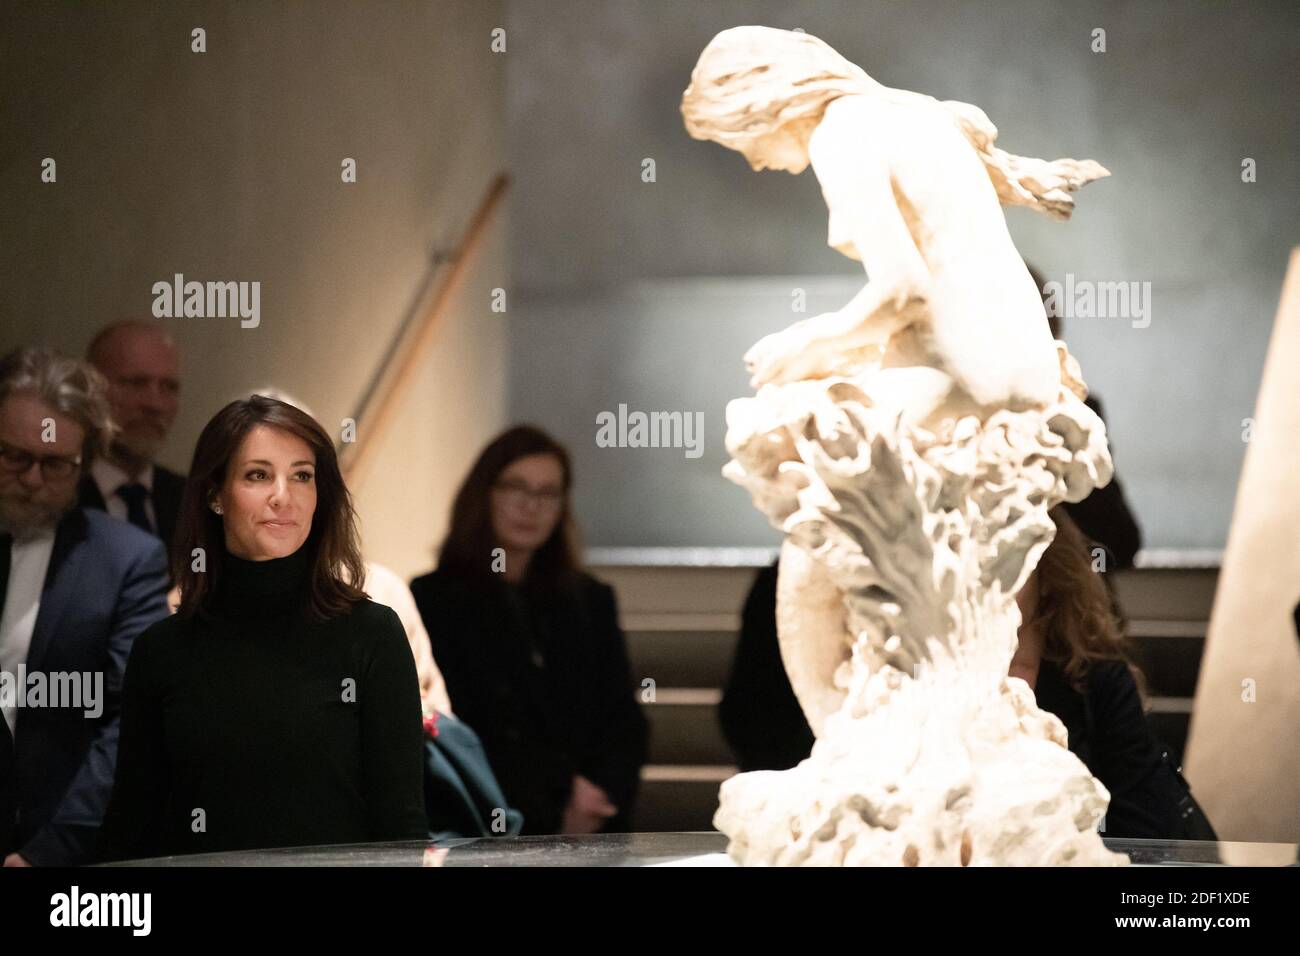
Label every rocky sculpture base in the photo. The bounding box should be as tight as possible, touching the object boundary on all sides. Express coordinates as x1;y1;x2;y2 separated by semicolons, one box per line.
715;346;1127;866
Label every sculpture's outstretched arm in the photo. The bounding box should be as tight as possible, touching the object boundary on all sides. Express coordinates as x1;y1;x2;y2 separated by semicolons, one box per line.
744;289;923;387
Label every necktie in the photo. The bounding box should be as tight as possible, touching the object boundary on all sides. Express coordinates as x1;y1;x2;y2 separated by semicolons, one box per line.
0;533;11;622
117;483;154;534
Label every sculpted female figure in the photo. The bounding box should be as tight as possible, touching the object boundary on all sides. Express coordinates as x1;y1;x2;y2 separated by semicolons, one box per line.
681;28;1122;866
682;25;1107;419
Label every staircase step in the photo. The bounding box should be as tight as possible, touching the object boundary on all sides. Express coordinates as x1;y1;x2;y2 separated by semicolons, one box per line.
598;565;758;614
626;626;738;689
605;565;1219;621
634;765;732;832
1129;634;1205;698
640;690;734;765
1110;568;1218;621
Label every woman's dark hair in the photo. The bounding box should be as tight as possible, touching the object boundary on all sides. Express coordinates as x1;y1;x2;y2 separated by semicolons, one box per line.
437;424;581;591
1032;506;1144;694
173;394;367;621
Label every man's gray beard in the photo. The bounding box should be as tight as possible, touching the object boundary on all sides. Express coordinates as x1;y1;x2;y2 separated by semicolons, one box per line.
0;495;73;541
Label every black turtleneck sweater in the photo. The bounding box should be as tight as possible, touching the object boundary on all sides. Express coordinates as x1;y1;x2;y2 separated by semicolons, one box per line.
97;546;428;861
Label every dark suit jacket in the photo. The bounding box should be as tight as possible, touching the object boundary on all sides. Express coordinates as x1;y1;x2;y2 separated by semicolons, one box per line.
77;462;186;573
409;568;648;835
0;508;170;865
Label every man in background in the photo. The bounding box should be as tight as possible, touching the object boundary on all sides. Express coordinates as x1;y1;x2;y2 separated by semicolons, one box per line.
0;347;169;865
80;321;186;570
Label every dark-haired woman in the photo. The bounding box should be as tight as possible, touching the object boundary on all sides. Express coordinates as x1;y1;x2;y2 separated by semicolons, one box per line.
1011;507;1215;840
410;426;648;835
97;396;428;860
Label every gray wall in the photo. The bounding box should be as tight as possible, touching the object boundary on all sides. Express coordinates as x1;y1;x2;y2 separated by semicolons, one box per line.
3;1;1295;556
505;0;1300;551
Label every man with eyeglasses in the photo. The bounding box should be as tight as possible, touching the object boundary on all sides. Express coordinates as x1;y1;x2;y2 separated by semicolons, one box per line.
0;348;169;866
78;321;186;572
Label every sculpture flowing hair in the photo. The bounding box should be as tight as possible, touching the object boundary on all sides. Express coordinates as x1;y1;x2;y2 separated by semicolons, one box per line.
437;425;582;595
1031;506;1143;693
681;25;1108;220
173;395;367;621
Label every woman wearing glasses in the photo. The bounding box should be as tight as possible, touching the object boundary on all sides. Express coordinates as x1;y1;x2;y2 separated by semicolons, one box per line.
410;425;647;835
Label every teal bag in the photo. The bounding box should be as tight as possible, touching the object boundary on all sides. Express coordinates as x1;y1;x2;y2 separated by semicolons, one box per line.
423;712;524;841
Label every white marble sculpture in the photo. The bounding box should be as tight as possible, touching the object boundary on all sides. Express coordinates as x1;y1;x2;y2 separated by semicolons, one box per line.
682;26;1126;865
